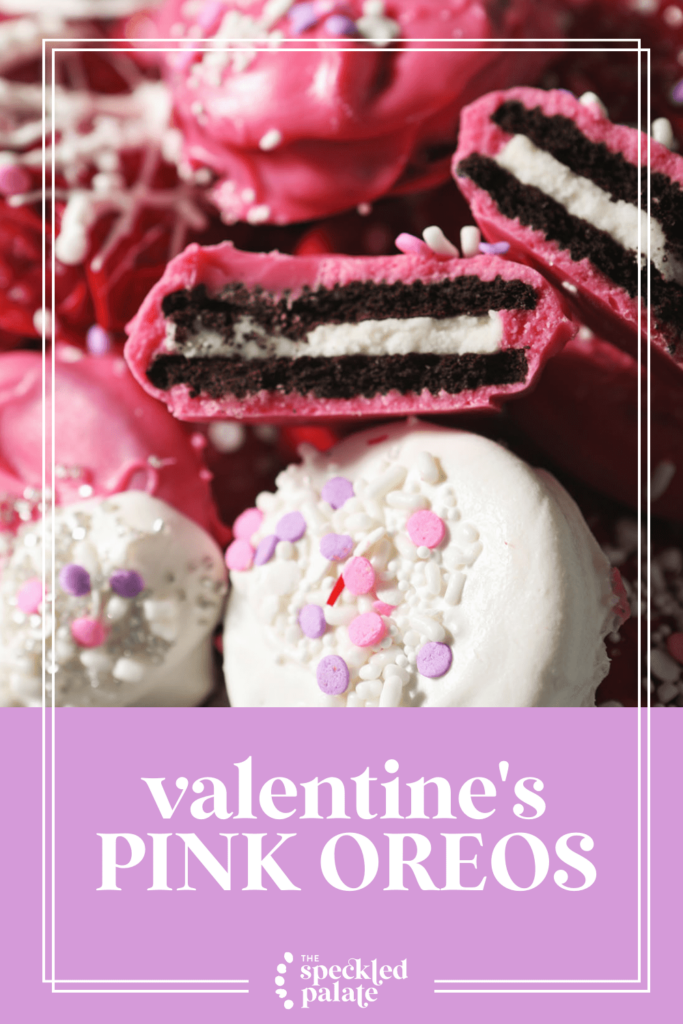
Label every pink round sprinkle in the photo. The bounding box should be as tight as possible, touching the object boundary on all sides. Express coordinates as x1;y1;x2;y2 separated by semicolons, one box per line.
253;535;277;566
321;477;354;510
275;510;306;542
233;507;264;542
343;557;375;595
666;632;683;665
225;539;254;571
0;163;31;197
71;617;107;648
298;604;326;639
406;510;445;549
416;641;452;678
348;612;386;648
320;533;353;561
373;601;395;617
17;577;43;614
316;654;349;695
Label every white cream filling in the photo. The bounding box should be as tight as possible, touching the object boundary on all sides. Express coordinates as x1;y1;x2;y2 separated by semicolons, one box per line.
166;311;504;360
495;133;683;284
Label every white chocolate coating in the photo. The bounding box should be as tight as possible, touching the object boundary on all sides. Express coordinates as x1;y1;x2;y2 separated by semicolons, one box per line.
224;422;619;707
0;491;227;707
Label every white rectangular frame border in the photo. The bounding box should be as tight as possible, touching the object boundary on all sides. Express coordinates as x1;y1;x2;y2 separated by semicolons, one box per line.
40;33;650;997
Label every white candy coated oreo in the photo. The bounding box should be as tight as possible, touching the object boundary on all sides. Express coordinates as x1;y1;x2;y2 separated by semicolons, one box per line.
0;491;227;707
224;422;618;707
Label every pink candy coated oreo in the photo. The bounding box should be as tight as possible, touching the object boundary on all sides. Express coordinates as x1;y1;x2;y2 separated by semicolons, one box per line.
125;243;575;422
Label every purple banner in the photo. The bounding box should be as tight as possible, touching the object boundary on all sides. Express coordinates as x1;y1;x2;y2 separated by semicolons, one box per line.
2;707;677;1022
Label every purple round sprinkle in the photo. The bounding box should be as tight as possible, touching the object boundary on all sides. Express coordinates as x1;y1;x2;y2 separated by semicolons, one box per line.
316;654;350;695
324;13;358;36
86;324;112;356
321;476;354;509
58;563;91;597
288;1;318;33
320;533;354;561
109;569;145;598
416;641;453;678
479;241;510;256
298;603;326;639
275;510;306;542
254;534;278;566
672;79;683;105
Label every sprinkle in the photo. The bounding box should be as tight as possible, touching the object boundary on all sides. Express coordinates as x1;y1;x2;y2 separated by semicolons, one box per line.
395;232;432;257
651;117;675;149
208;421;246;453
672;79;683;104
479;241;510;255
320;533;354;561
233;507;264;542
17;577;43;614
666;633;683;665
59;563;91;597
298;604;326;638
324;13;358;35
406;510;445;549
275;510;306;542
379;675;402;707
316;654;349;695
422;225;460;258
366;464;407;500
416;641;452;678
225;539;254;571
373;600;395;616
460;225;481;257
259;128;283;151
288;1;318;33
412;614;445;642
0;163;31;197
367;434;388;446
417;451;440;484
578;91;608;116
254;535;278;566
348;612;386;648
71;617;107;648
326;575;346;606
321;477;354;509
343;557;376;595
109;570;145;598
86;324;112;356
444;571;466;606
664;5;683;26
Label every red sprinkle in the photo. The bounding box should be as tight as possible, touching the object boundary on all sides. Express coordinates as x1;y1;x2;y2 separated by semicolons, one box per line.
367;434;389;446
327;575;346;606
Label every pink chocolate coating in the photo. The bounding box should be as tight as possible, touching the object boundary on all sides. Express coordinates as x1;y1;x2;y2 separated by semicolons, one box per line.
452;86;683;370
155;0;568;224
0;347;226;541
125;241;575;422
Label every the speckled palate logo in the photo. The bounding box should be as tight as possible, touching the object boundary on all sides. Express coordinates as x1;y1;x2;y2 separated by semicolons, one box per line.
274;952;408;1010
